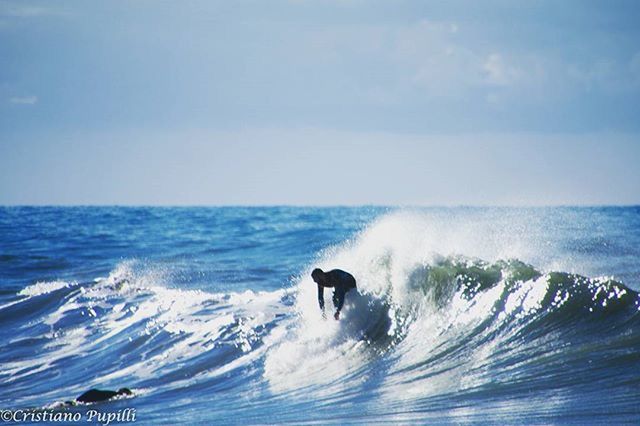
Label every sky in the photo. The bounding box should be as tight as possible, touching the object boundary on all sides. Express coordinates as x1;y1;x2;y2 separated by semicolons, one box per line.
1;0;639;205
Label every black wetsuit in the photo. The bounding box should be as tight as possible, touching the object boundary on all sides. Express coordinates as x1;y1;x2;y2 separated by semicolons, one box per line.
317;269;357;314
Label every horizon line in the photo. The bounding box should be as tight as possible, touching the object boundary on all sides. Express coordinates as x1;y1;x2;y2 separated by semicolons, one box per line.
1;203;639;209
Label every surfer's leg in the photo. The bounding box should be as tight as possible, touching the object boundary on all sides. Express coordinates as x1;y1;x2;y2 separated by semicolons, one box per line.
333;289;346;312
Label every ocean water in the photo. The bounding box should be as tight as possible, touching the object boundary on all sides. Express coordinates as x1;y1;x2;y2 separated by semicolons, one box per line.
1;206;639;425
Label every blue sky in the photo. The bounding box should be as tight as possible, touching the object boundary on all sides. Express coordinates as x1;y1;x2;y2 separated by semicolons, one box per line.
1;0;639;205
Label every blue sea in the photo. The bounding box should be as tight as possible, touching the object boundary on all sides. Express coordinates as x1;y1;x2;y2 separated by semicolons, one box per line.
1;206;640;424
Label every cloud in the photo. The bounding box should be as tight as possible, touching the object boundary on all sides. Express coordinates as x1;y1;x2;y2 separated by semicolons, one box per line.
9;96;38;105
378;21;530;98
316;17;639;104
247;15;637;109
483;53;521;87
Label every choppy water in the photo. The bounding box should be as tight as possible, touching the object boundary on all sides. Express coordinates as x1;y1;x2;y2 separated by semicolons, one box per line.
1;206;639;424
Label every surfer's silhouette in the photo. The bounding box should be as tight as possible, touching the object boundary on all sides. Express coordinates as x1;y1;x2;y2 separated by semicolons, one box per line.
311;268;357;320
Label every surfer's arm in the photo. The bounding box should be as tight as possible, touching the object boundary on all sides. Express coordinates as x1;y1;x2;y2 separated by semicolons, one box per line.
317;284;325;311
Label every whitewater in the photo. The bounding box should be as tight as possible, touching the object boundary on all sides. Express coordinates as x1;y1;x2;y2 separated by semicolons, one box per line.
1;206;639;424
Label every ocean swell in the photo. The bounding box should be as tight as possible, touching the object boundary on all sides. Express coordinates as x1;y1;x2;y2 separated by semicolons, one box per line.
2;210;639;423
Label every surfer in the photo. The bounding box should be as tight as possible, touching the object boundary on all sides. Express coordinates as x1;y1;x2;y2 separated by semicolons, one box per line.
69;388;132;404
311;268;357;320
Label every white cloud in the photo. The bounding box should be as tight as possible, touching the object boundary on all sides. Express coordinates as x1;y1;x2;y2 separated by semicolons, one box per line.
298;19;562;101
311;17;640;105
9;96;38;105
390;22;537;98
483;53;521;87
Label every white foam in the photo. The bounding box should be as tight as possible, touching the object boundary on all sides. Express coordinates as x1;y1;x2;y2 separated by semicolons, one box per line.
18;280;74;297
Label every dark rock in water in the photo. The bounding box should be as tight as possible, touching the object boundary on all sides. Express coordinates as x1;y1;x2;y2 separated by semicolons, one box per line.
76;388;132;404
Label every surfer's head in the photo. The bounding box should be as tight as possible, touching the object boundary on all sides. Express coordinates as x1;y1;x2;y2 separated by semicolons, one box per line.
117;388;133;396
311;268;325;284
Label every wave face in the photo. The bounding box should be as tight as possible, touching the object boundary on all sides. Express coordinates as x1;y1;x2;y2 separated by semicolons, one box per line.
1;207;640;424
